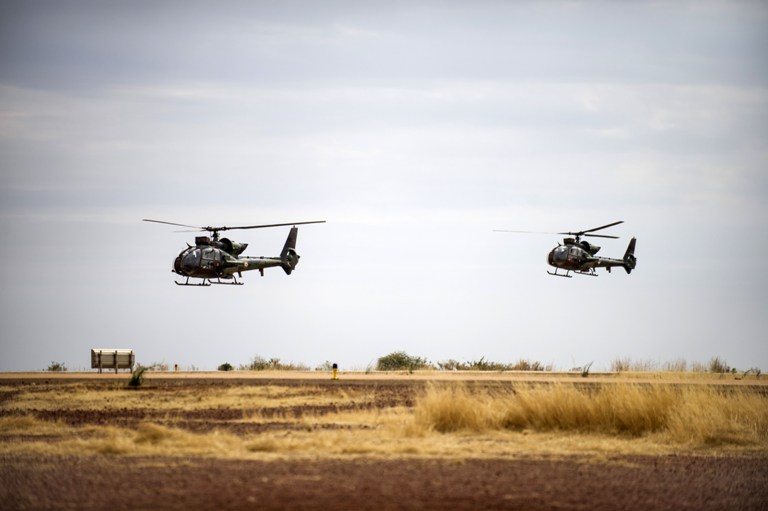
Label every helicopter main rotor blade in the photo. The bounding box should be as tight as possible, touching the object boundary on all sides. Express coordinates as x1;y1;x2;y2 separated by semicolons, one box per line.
143;219;202;229
559;221;623;237
495;229;619;239
582;220;623;233
219;220;326;231
492;230;559;234
144;219;326;233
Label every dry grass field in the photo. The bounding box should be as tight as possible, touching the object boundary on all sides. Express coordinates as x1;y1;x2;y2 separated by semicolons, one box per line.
1;371;767;510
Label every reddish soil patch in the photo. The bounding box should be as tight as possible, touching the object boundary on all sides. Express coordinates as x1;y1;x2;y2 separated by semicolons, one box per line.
2;454;767;511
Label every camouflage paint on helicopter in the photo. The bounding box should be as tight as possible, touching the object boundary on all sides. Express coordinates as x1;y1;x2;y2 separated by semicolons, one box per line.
144;219;325;286
496;221;637;278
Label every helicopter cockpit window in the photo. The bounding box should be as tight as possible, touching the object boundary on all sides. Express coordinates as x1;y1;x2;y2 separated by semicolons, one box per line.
183;249;202;266
201;247;217;261
553;246;568;262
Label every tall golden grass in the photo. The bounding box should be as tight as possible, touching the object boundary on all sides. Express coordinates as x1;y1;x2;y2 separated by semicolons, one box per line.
413;383;768;446
3;380;766;460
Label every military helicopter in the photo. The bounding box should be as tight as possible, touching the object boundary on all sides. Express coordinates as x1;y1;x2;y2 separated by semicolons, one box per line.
495;221;637;278
143;219;325;286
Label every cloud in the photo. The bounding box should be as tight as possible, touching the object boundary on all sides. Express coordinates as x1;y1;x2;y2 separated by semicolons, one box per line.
1;0;767;372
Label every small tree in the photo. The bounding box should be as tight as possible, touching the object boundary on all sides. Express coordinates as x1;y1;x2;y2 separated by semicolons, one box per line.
217;362;234;371
376;351;431;371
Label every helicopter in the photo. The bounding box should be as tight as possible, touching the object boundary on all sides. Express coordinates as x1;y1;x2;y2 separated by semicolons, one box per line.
495;221;637;278
143;219;325;286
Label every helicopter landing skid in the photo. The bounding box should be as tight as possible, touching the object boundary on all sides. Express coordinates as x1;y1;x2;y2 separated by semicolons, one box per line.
574;269;598;277
547;269;572;278
209;278;243;286
175;278;211;286
175;277;244;286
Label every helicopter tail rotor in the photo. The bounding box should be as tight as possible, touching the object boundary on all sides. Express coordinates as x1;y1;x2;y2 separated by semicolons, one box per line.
280;226;300;275
622;237;637;274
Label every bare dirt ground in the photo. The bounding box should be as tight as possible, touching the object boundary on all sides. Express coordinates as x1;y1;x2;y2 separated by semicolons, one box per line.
1;373;767;510
4;453;767;511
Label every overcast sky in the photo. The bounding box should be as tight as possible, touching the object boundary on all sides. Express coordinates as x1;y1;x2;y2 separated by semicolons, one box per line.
1;1;767;372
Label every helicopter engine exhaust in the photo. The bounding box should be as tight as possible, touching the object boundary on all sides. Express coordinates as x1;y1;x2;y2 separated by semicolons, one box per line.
219;238;248;257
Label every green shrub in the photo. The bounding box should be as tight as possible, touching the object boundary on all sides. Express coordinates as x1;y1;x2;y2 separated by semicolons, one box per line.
217;362;234;371
376;351;431;371
128;366;147;387
437;358;549;372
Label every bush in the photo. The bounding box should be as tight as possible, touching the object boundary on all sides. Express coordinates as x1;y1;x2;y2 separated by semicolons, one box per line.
437;358;549;372
708;356;730;374
510;359;547;371
376;351;431;371
217;362;234;371
437;359;463;371
46;361;67;372
465;357;503;371
239;356;309;371
128;366;147;387
241;356;270;371
611;357;631;372
662;358;688;372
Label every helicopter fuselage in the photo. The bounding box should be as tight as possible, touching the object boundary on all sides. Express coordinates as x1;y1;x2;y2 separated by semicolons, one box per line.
494;221;636;278
171;228;301;285
144;219;323;286
547;237;636;277
173;244;284;281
